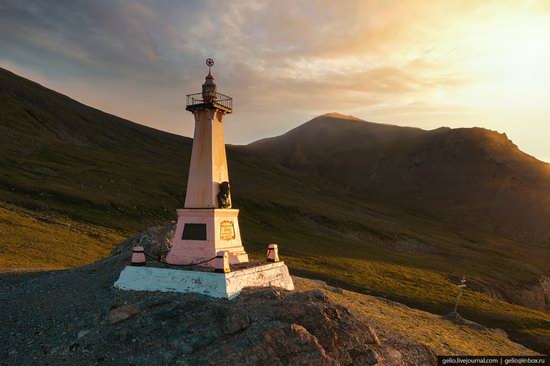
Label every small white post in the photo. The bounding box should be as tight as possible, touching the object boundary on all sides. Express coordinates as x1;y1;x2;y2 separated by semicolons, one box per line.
131;246;146;266
266;244;280;263
214;251;230;273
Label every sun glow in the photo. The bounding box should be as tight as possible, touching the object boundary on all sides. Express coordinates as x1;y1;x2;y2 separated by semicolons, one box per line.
358;2;550;162
455;16;550;109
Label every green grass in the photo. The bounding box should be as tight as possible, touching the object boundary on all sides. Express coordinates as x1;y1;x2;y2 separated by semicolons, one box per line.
0;203;123;269
235;189;550;352
288;256;550;352
295;277;538;355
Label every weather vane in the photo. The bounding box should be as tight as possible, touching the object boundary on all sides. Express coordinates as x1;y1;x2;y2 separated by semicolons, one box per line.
206;58;214;72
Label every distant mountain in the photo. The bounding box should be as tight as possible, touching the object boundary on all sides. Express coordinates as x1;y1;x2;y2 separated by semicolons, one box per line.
1;68;549;353
247;113;550;245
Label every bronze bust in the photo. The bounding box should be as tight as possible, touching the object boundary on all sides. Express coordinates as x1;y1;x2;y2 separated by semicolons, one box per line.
217;181;232;208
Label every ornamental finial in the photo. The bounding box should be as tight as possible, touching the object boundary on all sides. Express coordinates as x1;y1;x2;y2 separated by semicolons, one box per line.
204;58;215;85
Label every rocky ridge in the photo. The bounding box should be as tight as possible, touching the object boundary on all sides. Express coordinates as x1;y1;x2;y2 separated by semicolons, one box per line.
246;114;550;245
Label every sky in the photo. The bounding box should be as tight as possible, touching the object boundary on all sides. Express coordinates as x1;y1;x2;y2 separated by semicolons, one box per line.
1;0;549;162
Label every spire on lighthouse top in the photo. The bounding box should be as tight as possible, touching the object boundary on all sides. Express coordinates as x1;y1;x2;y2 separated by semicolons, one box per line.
202;58;217;98
204;58;215;86
186;58;232;113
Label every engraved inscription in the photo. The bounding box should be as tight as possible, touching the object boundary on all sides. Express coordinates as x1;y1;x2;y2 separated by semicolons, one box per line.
182;223;207;241
220;221;235;240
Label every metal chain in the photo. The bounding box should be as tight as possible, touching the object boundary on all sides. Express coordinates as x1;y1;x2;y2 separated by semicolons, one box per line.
140;249;272;269
142;251;216;267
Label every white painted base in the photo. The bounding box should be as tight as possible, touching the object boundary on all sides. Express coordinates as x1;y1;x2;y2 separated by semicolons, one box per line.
114;262;294;300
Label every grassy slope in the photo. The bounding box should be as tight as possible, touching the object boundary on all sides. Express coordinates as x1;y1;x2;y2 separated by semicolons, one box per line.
294;277;537;356
0;67;549;353
0;203;123;269
234;172;550;351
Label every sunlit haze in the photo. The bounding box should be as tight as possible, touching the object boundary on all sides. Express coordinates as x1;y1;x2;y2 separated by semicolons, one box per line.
1;0;549;162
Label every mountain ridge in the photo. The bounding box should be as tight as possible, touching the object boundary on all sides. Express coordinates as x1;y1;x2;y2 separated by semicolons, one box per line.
245;114;550;245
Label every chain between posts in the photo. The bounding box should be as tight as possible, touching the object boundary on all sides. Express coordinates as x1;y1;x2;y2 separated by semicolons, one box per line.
143;251;216;267
141;249;273;270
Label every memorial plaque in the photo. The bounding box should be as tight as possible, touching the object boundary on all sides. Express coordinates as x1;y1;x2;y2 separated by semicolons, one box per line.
182;223;207;240
220;221;235;240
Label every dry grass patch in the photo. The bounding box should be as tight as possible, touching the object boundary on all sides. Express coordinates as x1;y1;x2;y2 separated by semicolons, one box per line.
294;276;538;355
0;204;124;269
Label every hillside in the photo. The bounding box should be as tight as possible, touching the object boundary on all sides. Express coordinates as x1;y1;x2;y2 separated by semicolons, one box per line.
0;229;537;365
0;203;123;270
247;113;550;245
0;67;549;353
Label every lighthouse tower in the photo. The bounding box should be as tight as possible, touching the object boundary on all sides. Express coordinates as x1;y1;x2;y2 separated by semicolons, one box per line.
114;59;293;299
165;59;249;266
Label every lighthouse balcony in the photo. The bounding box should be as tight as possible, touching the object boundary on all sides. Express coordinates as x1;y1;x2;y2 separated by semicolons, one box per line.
186;92;233;113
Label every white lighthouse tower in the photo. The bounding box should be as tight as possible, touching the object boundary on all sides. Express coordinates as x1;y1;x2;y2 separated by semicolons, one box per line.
165;59;248;266
114;59;293;299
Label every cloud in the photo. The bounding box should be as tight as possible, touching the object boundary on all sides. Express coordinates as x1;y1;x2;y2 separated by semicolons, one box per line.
1;0;193;83
0;0;471;95
0;0;549;161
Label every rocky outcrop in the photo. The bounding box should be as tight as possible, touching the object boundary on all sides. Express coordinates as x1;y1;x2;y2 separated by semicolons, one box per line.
0;272;437;365
473;276;550;315
0;229;439;365
1;227;539;364
516;276;550;314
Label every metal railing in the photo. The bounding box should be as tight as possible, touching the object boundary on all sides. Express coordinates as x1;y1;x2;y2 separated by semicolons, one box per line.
186;92;232;111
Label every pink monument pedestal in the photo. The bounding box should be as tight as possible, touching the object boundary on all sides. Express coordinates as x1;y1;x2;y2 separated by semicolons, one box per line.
166;208;249;266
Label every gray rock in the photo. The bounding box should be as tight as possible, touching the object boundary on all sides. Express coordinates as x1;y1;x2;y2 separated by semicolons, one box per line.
0;230;437;366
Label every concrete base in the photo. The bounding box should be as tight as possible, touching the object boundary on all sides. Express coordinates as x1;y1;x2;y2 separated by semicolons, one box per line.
114;261;294;300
